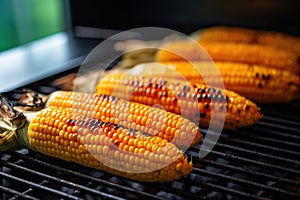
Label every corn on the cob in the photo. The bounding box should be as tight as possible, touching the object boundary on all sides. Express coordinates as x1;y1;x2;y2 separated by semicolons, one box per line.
198;26;300;54
96;73;262;129
45;91;201;148
156;41;300;73
141;61;300;103
0;97;192;182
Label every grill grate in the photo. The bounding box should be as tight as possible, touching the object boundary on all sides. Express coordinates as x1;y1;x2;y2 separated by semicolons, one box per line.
1;68;300;200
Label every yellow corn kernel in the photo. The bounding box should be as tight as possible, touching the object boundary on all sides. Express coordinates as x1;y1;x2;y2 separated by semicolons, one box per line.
46;91;201;148
198;26;300;54
156;61;300;103
96;73;262;129
156;40;300;73
27;108;192;182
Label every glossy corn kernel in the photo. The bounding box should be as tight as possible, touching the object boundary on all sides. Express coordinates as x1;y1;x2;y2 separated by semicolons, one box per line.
156;61;300;103
198;26;300;54
28;108;192;182
96;74;262;129
156;40;300;73
46;91;201;148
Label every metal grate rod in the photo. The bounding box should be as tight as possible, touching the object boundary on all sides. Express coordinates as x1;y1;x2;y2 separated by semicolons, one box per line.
188;149;300;177
254;120;300;132
146;181;205;200
243;136;300;149
213;143;299;165
197;158;300;187
245;126;300;142
192;168;300;198
0;171;83;200
262;115;300;127
211;150;300;176
9;151;167;200
0;160;126;200
198;138;300;165
219;137;300;159
182;177;269;200
0;186;38;200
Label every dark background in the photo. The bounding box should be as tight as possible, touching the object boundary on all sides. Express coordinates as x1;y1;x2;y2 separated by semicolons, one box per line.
70;0;300;35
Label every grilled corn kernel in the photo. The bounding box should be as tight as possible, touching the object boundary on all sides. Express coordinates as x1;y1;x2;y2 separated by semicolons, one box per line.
28;108;192;182
155;61;300;103
156;40;300;73
199;26;300;54
96;74;262;129
46;91;201;148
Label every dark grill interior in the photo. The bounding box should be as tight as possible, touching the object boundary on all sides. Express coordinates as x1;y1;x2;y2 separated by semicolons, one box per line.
1;67;300;200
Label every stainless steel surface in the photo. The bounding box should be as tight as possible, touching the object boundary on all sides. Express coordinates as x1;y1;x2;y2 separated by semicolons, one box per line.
0;32;100;92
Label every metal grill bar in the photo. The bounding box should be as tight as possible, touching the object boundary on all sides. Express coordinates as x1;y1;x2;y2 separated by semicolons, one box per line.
7;151;167;200
146;182;204;200
188;149;300;177
0;160;125;200
197;159;300;187
217;130;300;148
262;115;300;127
1;67;300;199
192;168;299;199
219;138;300;159
0;186;38;200
261;106;300;121
245;126;300;142
254;120;300;132
181;178;269;200
200;135;300;163
8;149;288;200
239;122;300;141
213;143;299;165
5;142;296;200
237;136;300;149
0;172;83;200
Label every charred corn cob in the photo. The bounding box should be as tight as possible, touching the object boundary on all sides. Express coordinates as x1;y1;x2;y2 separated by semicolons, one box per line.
198;26;300;54
140;61;300;103
45;91;201;148
0;97;192;182
156;41;300;73
96;73;262;129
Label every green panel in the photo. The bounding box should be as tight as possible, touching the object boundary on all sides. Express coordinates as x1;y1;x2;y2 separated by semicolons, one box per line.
30;0;64;39
0;0;20;51
0;0;64;52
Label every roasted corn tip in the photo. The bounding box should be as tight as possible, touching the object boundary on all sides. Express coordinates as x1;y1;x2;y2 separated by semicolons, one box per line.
156;40;300;73
46;91;201;148
22;108;192;182
198;26;300;54
96;73;262;129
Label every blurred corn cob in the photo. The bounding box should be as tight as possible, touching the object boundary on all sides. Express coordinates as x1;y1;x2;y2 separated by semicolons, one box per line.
137;61;300;103
96;73;262;129
0;95;192;182
44;91;201;148
156;40;300;73
53;69;127;92
197;26;300;54
52;59;300;103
